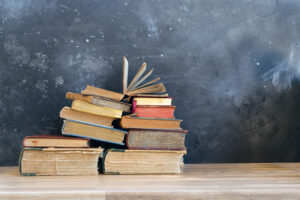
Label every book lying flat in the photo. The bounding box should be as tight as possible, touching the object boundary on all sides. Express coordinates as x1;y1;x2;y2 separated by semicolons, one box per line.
72;100;123;118
103;149;186;174
126;129;187;150
66;92;131;112
19;148;103;176
133;97;172;106
62;120;127;145
120;116;182;130
132;105;176;118
122;57;167;96
22;135;89;148
60;107;114;127
81;85;124;101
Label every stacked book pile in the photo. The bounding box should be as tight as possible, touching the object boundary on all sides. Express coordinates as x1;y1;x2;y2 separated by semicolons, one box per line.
19;57;187;175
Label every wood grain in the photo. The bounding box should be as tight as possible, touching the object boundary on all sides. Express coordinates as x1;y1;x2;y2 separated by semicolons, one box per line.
1;163;300;199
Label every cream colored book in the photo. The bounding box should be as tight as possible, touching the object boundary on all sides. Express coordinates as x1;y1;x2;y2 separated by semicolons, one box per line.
71;100;123;118
19;148;103;176
134;97;172;106
104;149;186;174
122;57;168;97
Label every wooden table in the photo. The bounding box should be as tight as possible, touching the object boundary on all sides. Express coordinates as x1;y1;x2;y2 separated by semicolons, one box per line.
1;163;300;200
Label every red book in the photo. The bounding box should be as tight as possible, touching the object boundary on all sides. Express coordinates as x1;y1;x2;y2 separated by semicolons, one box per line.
132;105;176;118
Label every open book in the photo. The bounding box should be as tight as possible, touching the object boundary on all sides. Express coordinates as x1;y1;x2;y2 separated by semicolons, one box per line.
122;57;168;97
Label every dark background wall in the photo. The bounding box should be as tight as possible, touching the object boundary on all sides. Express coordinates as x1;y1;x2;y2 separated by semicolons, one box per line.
1;0;300;166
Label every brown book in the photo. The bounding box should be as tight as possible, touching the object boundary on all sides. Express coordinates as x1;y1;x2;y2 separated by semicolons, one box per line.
62;120;127;145
103;149;186;174
19;148;103;176
120;116;182;130
23;135;89;148
81;85;124;101
60;107;114;127
66;92;131;112
126;129;187;150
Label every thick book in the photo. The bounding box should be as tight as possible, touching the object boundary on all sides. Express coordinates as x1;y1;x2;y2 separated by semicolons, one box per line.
71;100;123;118
22;135;89;148
60;106;114;127
81;85;124;101
66;92;131;112
120;116;182;130
103;149;186;174
62;120;127;145
132;105;175;118
19;148;102;176
126;129;187;150
133;97;172;106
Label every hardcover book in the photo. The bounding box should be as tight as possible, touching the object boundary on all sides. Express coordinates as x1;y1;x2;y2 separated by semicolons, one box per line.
66;92;131;112
81;85;124;101
126;129;187;150
60;106;114;127
120;116;182;130
133;97;172;106
132;105;175;118
71;100;123;118
19;148;103;176
103;149;186;174
22;135;89;148
62;120;127;145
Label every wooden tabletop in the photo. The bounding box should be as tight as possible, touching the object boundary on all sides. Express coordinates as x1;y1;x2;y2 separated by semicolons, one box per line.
1;163;300;200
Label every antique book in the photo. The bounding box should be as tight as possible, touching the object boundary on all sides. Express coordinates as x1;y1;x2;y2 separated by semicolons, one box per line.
22;135;89;148
133;97;172;106
19;148;102;176
71;100;123;118
66;92;131;112
126;129;187;150
103;149;186;174
62;120;127;145
81;85;124;101
122;57;167;96
132;105;176;118
60;107;114;127
120;116;182;130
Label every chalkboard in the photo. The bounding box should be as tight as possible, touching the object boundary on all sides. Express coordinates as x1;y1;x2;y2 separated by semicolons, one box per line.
0;0;300;166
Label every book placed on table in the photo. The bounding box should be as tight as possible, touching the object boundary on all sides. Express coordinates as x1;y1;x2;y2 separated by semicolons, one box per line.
103;149;186;174
66;92;131;112
22;135;89;148
120;116;182;130
62;120;127;145
19;147;103;176
126;129;187;150
60;106;114;127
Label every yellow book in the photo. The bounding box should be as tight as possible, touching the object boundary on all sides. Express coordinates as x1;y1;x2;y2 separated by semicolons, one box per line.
72;100;123;118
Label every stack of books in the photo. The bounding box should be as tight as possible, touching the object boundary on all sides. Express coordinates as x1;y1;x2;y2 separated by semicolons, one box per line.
60;86;130;146
19;135;102;175
102;58;187;174
19;56;188;175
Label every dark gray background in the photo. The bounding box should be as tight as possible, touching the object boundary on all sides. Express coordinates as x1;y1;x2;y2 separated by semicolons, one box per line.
1;0;300;166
